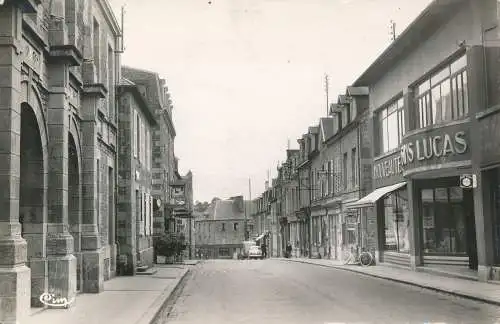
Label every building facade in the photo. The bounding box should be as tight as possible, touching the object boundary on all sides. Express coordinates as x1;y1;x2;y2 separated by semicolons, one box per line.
116;77;156;274
276;149;300;256
347;0;500;282
195;196;247;259
0;0;122;322
120;66;178;258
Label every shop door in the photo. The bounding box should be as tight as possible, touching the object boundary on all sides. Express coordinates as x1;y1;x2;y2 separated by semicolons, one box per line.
464;190;478;270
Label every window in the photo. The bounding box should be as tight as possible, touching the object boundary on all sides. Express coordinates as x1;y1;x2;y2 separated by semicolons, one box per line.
233;223;238;231
221;223;225;231
219;248;230;257
421;187;467;255
490;169;500;265
351;148;357;187
136;113;140;160
383;189;409;253
328;160;333;195
343;153;348;190
107;45;114;120
378;97;405;155
93;18;100;82
133;111;138;158
415;55;468;129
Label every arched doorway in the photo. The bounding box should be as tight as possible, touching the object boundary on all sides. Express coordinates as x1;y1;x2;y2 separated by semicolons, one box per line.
68;132;82;291
20;103;45;306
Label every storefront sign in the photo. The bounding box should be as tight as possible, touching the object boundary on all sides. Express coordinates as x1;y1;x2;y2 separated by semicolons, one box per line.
373;155;403;180
400;131;467;166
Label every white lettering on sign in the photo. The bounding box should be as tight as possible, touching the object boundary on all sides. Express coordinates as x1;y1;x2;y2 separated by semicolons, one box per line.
400;131;467;166
39;292;75;308
373;155;402;180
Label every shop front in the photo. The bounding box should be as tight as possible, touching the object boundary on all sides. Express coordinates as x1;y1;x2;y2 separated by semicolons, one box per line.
401;121;477;272
347;151;409;266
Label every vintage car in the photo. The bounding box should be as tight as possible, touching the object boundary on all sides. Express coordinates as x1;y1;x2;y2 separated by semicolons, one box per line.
248;245;263;260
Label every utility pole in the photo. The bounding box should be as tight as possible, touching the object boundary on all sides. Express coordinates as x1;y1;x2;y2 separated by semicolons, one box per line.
389;20;397;41
324;74;330;116
245;178;251;240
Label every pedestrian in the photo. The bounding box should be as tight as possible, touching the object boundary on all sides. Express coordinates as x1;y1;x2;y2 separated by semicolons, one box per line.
261;242;267;258
286;241;292;258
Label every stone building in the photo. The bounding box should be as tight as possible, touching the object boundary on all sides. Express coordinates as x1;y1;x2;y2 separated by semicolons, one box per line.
120;66;177;259
196;196;248;259
303;89;371;261
0;0;121;322
346;0;500;282
170;170;195;258
116;76;156;274
275;149;300;256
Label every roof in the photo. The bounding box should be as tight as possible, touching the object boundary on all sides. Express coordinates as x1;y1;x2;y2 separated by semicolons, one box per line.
352;0;466;87
346;86;369;96
117;78;157;126
320;117;334;142
308;126;319;134
213;199;246;220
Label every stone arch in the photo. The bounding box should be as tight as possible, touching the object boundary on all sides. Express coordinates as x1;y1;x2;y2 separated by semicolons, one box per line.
20;80;49;307
68;115;83;291
20;81;49;184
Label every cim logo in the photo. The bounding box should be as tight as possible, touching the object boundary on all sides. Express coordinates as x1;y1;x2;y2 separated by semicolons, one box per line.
39;292;75;308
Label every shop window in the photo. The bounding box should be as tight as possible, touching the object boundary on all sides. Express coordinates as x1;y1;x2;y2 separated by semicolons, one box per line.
377;97;404;155
415;55;468;129
219;248;230;257
491;169;500;265
383;189;410;253
421;187;467;255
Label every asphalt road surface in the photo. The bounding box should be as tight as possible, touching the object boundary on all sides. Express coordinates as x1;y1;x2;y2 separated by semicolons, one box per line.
162;259;500;324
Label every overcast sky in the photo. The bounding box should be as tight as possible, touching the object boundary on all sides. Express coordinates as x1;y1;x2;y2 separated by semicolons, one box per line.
109;0;432;203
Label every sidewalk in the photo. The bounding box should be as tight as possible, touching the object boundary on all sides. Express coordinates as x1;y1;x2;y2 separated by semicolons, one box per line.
277;257;500;306
25;263;196;324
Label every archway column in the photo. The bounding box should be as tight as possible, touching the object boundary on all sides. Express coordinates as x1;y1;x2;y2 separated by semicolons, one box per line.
80;86;106;293
0;4;31;324
46;62;76;302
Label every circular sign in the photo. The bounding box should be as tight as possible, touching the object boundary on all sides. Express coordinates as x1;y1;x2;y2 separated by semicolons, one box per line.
461;176;472;188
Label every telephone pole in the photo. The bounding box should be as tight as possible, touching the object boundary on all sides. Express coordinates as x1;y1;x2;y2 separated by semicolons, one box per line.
324;74;329;116
389;20;397;41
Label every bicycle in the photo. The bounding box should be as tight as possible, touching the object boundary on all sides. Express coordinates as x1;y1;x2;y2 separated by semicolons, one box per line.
341;247;374;267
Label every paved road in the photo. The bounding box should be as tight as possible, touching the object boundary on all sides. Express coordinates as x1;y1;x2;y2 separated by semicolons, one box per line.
163;259;500;324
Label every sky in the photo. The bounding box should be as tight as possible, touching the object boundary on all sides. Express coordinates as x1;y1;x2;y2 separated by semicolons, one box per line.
109;0;433;203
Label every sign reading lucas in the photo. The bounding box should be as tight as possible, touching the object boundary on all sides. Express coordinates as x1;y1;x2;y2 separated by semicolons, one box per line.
400;131;468;166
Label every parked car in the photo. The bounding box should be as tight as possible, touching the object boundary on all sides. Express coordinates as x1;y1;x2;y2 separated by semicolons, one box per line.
248;245;263;260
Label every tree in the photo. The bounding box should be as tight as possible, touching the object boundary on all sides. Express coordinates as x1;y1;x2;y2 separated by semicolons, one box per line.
155;232;187;263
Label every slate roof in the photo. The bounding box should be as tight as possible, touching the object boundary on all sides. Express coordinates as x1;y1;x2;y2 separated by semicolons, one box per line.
121;66;165;110
320;117;334;142
213;199;246;220
346;86;369;96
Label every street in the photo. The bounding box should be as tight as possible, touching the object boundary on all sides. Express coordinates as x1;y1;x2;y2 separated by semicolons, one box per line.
162;260;500;324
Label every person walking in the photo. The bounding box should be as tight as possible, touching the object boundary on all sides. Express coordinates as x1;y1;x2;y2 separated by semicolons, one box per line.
261;242;267;258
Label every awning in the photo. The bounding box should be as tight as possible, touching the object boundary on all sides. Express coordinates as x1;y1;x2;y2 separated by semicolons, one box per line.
346;182;407;209
254;233;266;241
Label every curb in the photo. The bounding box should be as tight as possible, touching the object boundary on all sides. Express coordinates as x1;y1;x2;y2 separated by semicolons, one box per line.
136;267;192;324
278;258;500;307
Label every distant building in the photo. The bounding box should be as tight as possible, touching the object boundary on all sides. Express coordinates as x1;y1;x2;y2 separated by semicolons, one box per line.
195;196;250;259
116;76;157;274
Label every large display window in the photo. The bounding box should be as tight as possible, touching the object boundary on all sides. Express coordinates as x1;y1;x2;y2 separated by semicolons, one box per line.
490;168;500;265
383;188;410;253
421;187;467;255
